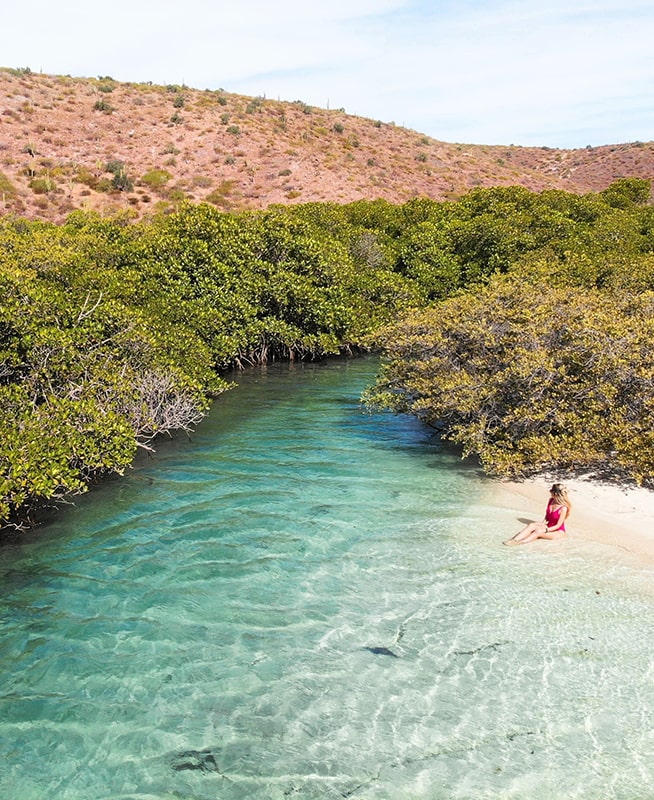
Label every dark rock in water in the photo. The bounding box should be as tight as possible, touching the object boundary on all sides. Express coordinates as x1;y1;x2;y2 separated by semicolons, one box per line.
169;748;220;772
364;646;399;658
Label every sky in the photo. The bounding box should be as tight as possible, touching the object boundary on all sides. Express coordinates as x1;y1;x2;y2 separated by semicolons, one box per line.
2;0;653;149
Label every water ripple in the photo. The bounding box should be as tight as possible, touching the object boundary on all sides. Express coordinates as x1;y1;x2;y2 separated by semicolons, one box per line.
1;358;653;799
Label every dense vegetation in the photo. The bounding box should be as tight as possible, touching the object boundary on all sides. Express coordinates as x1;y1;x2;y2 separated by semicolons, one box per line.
1;177;653;529
366;178;654;484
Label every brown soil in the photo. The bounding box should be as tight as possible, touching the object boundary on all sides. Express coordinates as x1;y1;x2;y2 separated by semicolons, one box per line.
1;69;652;223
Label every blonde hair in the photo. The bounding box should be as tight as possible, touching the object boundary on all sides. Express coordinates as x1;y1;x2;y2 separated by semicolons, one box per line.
550;483;571;515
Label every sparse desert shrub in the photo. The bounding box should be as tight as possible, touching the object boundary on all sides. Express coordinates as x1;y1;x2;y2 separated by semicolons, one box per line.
73;167;98;189
170;112;182;124
105;160;133;192
105;159;125;175
97;83;114;93
29;175;57;194
93;99;113;113
224;155;235;165
226;125;241;136
140;168;172;189
162;142;180;154
0;170;17;196
172;94;185;108
95;177;113;193
166;188;186;203
192;175;212;188
278;168;292;177
333;123;344;133
245;97;264;114
415;152;428;162
205;180;235;206
220;113;230;125
112;172;133;192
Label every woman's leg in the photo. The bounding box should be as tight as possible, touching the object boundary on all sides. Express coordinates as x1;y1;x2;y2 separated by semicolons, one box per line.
503;522;546;545
518;528;566;544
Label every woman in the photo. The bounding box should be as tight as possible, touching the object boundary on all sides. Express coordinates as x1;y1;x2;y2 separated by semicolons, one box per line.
503;483;571;545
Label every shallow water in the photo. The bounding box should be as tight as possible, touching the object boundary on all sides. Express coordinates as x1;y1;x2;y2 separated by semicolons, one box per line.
1;357;653;799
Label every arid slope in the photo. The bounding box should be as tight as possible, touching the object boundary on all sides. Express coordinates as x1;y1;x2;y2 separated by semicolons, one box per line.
1;68;653;222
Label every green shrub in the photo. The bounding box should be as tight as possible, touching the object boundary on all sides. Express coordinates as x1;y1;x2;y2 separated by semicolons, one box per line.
140;169;172;189
105;160;125;176
105;161;132;192
0;171;17;197
246;97;264;114
74;167;98;189
112;172;133;192
29;176;57;194
206;179;235;201
93;99;113;113
166;188;186;203
192;175;212;188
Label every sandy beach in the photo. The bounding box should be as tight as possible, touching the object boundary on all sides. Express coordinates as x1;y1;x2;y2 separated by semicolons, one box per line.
497;476;654;564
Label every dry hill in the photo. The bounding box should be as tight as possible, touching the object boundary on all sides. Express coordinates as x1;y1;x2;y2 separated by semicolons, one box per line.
1;68;653;223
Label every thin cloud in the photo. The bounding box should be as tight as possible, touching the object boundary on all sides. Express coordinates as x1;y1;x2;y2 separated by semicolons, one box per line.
1;0;652;147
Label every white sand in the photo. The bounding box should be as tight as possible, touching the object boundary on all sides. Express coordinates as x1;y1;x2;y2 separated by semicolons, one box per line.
496;476;654;563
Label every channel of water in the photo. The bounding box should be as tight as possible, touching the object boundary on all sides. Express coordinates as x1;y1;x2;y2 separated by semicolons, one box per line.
1;356;652;799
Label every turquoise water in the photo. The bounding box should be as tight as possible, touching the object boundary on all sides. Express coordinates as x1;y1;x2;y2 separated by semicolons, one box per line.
1;357;653;800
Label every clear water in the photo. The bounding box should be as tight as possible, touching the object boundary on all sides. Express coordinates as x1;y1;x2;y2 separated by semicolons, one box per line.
1;357;653;800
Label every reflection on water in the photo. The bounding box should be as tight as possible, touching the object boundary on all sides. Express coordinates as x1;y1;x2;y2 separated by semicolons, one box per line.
1;357;653;799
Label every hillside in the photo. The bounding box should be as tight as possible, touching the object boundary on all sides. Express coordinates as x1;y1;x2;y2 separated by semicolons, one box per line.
1;67;653;222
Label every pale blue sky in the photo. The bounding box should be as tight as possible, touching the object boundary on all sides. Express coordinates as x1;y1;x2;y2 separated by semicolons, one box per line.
2;0;652;148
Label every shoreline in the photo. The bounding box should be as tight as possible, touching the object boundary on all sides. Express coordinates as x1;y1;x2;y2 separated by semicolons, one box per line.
494;476;654;565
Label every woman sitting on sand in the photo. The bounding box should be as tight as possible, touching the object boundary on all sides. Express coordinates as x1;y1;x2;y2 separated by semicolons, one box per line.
504;483;571;545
